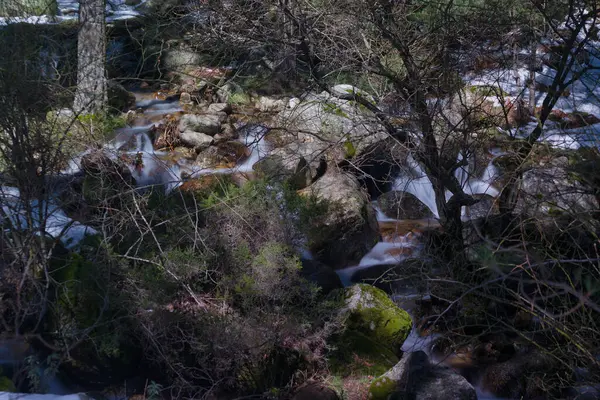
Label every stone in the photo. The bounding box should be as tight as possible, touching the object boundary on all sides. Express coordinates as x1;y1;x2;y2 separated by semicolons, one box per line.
179;113;227;136
257;96;287;112
179;92;192;104
278;89;388;164
253;145;326;190
207;102;232;114
80;151;134;185
180;130;214;149
378;191;434;220
299;172;380;268
369;351;477;400
107;80;136;112
292;383;340;400
481;349;556;399
330;84;376;104
195;141;249;169
342;284;412;356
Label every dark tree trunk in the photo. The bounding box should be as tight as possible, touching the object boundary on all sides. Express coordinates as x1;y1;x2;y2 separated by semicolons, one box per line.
73;0;106;114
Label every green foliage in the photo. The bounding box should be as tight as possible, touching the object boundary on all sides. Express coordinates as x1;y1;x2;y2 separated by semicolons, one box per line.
77;113;127;137
468;85;509;98
0;0;58;17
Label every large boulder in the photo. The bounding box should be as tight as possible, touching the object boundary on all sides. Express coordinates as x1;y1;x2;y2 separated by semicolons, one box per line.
278;88;388;164
378;191;434;220
369;351;477;400
179;113;227;136
253;145;327;190
516;155;598;221
342;284;412;356
299;172;380;268
481;349;556;399
107;80;136;112
329;284;412;377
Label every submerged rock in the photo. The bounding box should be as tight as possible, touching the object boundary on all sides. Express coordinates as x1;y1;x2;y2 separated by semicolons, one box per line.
378;191;434;220
369;351;476;400
300;172;379;268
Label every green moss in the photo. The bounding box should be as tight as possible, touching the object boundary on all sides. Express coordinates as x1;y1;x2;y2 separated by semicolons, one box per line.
0;376;16;392
369;375;398;400
345;284;412;353
328;285;412;378
344;140;356;158
228;92;252;106
468;85;509;98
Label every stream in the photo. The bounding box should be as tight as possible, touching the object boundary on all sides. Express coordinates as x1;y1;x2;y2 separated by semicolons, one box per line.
0;91;508;398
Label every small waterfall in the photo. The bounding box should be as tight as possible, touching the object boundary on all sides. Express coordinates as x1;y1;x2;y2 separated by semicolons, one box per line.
392;155;440;218
0;186;97;248
393;153;500;218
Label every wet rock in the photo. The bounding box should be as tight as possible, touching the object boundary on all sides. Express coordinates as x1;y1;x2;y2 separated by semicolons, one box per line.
300;259;343;294
481;349;556;399
299;172;380;268
559;112;600;129
81;151;134;185
107;80;136;112
207;102;232;114
214;123;238;141
350;259;427;295
195;141;249;169
378;191;434;220
180;130;214;149
179;113;227;136
369;351;477;400
292;383;340;400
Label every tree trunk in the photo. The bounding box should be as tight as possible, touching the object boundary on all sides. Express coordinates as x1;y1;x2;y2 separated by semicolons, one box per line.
73;0;106;115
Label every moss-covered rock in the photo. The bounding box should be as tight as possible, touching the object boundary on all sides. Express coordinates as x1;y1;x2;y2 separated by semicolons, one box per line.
344;284;412;354
329;284;412;377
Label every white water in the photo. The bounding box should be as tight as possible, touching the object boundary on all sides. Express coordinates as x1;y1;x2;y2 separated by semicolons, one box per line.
0;186;97;248
0;0;148;25
393;153;499;219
